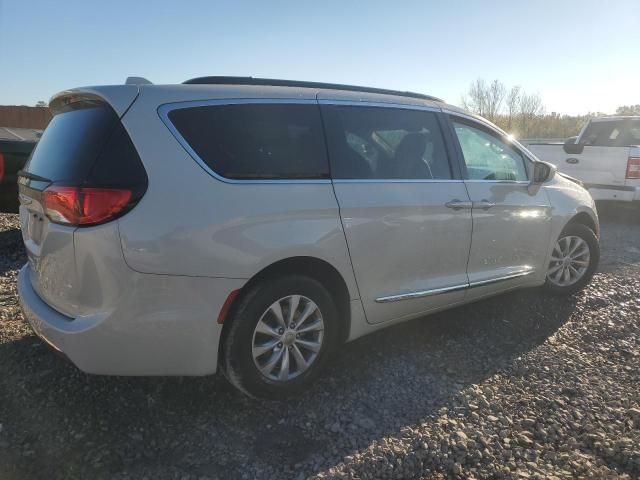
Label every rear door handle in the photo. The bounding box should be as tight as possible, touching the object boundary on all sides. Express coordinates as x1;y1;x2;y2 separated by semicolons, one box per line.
445;199;473;210
566;158;579;164
474;200;495;210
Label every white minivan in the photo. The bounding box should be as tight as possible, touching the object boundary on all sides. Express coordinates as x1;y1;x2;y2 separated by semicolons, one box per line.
17;77;599;398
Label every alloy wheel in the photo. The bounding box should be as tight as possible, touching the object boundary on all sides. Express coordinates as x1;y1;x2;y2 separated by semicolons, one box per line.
547;235;591;287
251;295;324;381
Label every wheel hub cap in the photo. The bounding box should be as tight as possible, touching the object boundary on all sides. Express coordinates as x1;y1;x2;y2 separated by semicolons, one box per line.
283;331;296;346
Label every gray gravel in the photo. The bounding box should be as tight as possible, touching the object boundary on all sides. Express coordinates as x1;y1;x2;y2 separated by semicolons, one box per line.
0;207;639;480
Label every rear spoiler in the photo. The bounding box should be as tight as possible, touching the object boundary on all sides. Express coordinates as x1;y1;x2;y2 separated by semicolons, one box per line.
49;85;140;118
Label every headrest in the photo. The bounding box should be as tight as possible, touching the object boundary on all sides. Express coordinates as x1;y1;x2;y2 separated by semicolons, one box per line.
395;133;427;159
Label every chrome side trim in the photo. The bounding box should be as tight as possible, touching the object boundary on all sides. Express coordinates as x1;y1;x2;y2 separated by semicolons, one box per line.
333;179;464;184
464;180;529;185
375;283;468;303
468;267;535;288
158;98;332;185
374;267;535;303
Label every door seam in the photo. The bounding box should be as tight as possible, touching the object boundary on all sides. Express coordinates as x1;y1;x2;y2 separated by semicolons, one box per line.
315;94;369;323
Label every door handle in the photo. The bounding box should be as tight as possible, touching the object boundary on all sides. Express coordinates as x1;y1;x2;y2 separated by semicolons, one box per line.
445;199;473;210
474;200;495;210
566;158;579;164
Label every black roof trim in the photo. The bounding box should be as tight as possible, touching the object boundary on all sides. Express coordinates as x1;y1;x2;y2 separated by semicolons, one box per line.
182;76;443;103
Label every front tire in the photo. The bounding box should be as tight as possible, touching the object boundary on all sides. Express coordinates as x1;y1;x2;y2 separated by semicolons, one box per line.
220;275;339;399
545;223;599;295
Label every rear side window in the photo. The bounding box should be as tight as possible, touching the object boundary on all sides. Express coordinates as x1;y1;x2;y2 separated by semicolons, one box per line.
581;120;640;147
167;103;329;180
24;101;147;192
25;104;117;183
321;105;451;180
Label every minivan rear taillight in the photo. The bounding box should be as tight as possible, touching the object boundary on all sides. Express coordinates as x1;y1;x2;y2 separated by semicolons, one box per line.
43;185;132;226
627;157;640;179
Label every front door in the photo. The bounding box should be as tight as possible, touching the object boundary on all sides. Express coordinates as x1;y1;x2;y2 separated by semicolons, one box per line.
448;116;552;298
321;102;473;324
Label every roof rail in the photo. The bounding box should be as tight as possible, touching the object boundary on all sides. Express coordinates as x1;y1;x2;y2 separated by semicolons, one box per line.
182;76;443;103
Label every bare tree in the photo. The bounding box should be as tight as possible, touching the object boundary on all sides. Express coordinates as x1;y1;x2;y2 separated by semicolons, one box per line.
461;78;488;117
458;79;569;138
505;86;521;130
461;78;506;122
485;79;505;122
518;93;544;137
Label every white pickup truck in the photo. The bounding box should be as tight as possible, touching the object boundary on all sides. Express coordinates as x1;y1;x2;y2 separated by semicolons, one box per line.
526;116;640;204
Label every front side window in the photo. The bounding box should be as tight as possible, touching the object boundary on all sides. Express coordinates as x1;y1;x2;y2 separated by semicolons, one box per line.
167;103;329;180
322;105;452;180
453;121;528;181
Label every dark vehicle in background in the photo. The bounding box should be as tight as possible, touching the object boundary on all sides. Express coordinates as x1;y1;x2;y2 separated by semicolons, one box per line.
0;128;40;213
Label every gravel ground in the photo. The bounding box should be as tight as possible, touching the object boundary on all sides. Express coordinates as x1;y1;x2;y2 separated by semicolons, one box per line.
0;207;639;480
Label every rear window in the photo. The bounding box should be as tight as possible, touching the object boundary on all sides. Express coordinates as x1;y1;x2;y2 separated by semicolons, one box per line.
167;103;329;180
627;121;640;144
582;119;640;147
25;104;118;183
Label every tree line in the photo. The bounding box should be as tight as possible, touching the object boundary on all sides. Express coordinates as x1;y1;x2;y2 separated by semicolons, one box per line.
460;78;639;140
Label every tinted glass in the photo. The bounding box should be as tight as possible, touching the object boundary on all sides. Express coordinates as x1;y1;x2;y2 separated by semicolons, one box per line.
86;122;148;190
168;103;329;180
629;121;640;143
453;121;528;181
321;105;451;179
582;119;640;147
25;104;118;183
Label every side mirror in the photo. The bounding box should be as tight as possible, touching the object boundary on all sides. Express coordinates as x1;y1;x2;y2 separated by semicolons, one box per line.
532;161;555;183
529;161;556;195
563;136;584;155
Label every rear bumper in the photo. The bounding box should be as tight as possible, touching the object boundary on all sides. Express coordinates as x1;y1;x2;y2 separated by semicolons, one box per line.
18;264;74;353
18;263;245;376
586;184;640;202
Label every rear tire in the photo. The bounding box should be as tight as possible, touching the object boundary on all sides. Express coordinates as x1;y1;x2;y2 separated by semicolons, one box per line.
544;223;599;295
220;275;339;399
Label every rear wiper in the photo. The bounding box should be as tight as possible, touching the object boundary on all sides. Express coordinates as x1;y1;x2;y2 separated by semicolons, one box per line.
17;170;50;182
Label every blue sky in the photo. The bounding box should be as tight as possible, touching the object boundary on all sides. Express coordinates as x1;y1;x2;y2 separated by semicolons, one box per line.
1;0;638;114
